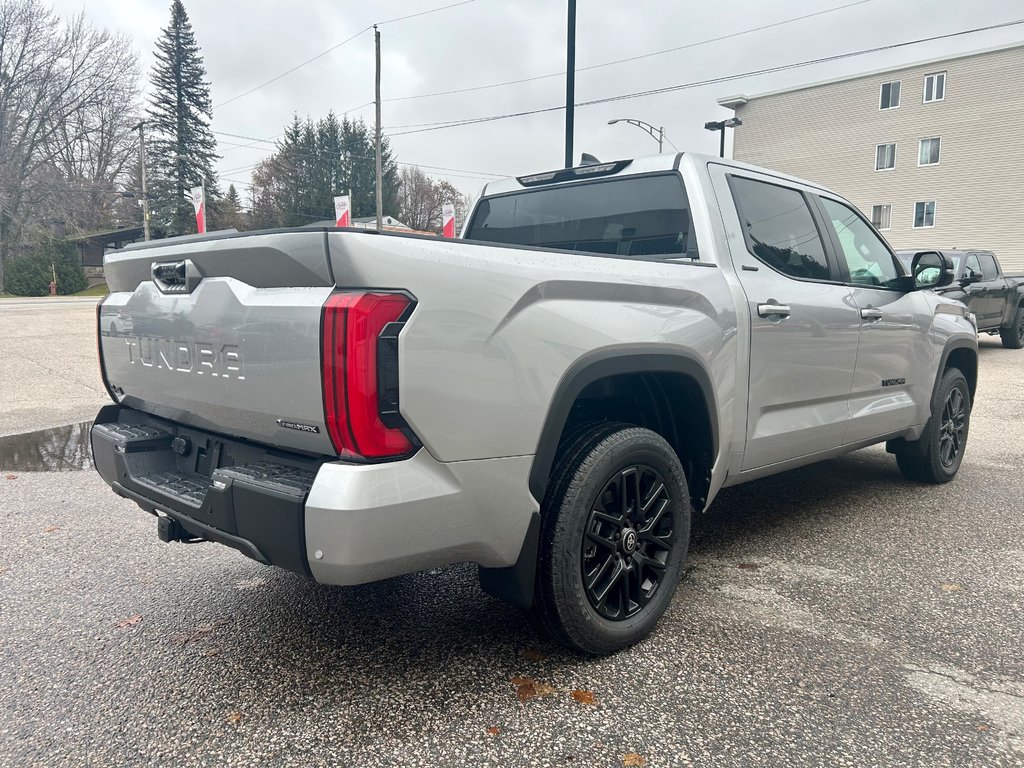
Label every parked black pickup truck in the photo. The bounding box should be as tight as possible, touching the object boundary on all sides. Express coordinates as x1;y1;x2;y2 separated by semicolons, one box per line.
897;249;1024;348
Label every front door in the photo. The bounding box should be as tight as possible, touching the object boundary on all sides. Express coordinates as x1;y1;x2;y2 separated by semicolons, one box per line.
716;169;861;470
815;195;934;442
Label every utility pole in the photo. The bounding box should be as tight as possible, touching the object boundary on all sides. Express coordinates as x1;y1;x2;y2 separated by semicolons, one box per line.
564;0;576;168
136;122;151;241
374;25;383;231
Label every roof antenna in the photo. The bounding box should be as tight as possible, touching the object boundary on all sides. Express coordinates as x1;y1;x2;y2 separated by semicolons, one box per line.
579;152;601;166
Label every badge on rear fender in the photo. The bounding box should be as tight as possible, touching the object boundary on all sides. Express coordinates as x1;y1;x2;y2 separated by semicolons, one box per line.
276;419;320;434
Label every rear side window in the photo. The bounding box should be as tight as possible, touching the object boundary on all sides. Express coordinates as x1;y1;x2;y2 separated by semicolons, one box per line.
978;253;998;281
465;174;696;261
728;176;831;280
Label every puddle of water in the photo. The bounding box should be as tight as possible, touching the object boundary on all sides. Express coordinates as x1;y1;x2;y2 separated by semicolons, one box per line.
0;421;94;471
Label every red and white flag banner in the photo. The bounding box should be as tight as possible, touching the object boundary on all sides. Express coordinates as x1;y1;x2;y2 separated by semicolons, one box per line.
333;195;352;227
190;186;206;234
442;203;456;238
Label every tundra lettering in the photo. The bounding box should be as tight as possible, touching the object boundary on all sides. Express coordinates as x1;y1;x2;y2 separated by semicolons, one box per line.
124;337;244;380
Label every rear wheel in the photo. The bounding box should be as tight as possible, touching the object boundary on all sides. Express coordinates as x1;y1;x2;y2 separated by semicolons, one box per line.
896;367;971;483
999;305;1024;349
534;423;691;655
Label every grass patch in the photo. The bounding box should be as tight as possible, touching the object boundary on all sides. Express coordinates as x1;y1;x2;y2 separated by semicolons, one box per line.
75;283;109;296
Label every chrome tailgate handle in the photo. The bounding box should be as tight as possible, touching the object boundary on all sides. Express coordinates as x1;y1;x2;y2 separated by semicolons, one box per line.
757;302;791;318
152;259;202;294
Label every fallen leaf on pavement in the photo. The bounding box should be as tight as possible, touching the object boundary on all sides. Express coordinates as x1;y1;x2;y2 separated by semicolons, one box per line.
0;567;10;575
510;676;558;702
204;648;221;658
171;618;228;646
486;726;500;736
737;562;759;570
522;648;546;662
5;474;16;480
977;724;990;731
571;689;597;705
941;583;963;592
623;753;646;767
226;712;242;724
116;614;143;629
43;525;61;533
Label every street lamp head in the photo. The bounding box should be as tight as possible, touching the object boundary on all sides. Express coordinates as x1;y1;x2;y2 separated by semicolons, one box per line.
607;119;620;125
724;117;743;128
704;121;722;131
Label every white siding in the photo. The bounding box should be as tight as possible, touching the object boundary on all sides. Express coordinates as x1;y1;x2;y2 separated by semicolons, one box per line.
729;45;1024;273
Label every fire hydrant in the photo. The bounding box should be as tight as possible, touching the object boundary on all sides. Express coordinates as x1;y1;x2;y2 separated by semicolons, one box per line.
49;280;57;296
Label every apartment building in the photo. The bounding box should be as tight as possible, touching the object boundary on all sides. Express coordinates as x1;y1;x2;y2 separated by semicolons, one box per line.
718;42;1024;271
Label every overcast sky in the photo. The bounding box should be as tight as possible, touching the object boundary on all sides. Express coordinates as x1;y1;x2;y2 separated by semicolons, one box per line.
50;0;1024;202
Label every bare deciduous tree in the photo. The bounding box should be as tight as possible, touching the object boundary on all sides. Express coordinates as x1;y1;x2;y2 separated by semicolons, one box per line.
0;0;139;288
397;165;475;234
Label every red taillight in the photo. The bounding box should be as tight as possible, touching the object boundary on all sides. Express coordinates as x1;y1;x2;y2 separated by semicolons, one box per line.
321;291;414;460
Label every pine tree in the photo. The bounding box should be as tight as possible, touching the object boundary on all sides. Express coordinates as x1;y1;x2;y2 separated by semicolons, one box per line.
221;184;246;231
147;0;220;237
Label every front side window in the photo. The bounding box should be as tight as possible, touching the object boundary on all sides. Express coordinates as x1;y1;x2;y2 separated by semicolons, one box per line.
465;173;695;260
963;253;982;281
879;80;901;109
913;201;936;228
871;204;892;230
924;72;946;103
875;143;896;170
729;176;831;281
820;198;901;289
919;137;941;165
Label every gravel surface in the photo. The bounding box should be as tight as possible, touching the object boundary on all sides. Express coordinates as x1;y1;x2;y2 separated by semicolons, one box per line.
0;315;1021;766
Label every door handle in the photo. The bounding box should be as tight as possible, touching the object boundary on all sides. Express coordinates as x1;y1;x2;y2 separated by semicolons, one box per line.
757;302;791;318
860;307;884;321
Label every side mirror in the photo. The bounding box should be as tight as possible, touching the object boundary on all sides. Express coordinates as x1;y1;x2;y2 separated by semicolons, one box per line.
960;270;979;287
910;251;954;290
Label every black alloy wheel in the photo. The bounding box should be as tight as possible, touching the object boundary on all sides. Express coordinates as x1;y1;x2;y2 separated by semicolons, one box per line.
582;465;675;620
938;386;967;469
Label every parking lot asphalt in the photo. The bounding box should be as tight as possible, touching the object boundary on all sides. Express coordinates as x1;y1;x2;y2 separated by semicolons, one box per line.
0;298;108;437
0;305;1022;767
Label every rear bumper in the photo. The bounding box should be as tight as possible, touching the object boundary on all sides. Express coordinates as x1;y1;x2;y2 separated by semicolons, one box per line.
91;405;538;586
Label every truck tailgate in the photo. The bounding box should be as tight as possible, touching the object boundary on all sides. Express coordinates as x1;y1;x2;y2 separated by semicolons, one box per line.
99;232;336;455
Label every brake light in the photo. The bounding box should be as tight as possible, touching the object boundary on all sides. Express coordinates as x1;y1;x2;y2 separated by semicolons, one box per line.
321;292;415;460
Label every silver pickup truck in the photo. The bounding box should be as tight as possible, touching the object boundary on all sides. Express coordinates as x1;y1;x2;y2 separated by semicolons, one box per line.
92;153;977;655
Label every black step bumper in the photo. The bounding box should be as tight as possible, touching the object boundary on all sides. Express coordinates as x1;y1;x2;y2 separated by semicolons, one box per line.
90;404;322;576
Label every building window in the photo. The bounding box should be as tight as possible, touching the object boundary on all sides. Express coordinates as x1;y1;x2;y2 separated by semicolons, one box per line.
919;137;941;165
879;80;901;109
871;204;892;230
913;201;936;228
924;72;946;103
875;143;896;171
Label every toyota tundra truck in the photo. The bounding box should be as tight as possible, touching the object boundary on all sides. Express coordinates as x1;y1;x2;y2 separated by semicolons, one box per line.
92;153;977;655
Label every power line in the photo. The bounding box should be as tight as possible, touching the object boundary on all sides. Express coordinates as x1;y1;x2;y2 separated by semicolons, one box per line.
385;18;1024;136
213;1;483;110
383;0;874;104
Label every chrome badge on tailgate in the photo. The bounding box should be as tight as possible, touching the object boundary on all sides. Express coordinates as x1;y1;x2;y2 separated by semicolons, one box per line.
122;337;244;380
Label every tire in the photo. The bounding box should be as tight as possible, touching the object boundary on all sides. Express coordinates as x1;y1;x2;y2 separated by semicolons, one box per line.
533;423;691;655
999;305;1024;349
896;368;971;484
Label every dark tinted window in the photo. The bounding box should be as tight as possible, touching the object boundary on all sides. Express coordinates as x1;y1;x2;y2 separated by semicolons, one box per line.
465;174;695;260
729;176;831;280
978;253;998;281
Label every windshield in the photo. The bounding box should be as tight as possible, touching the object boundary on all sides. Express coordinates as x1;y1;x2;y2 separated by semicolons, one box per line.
464;173;697;261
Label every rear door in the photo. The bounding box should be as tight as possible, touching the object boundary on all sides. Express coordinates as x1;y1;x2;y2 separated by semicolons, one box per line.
715;168;860;470
814;194;933;442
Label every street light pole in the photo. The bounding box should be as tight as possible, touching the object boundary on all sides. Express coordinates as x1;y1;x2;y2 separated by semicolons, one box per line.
374;25;383;232
135;121;151;241
607;118;671;153
703;117;742;158
564;0;577;168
